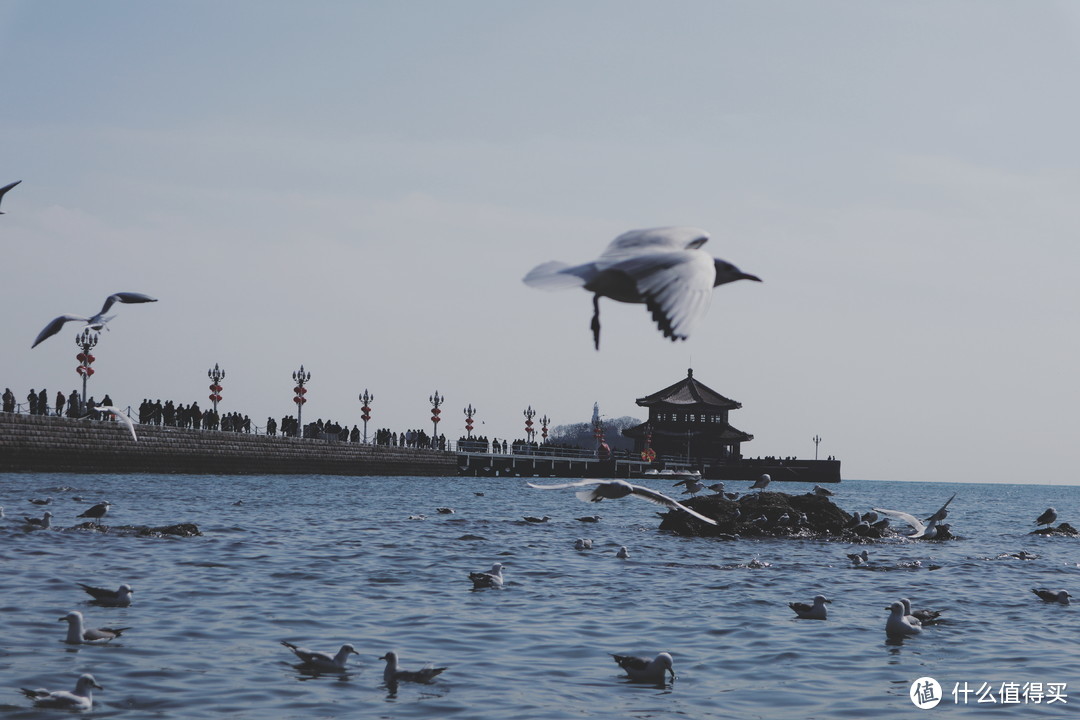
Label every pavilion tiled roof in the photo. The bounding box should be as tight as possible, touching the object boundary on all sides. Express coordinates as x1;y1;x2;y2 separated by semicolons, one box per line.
634;368;741;410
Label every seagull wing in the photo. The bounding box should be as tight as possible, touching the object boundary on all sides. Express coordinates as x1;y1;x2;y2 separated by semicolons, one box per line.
609;250;715;341
77;583;117;601
99;406;138;442
99;291;158;315
627;483;718;525
33;315;88;347
0;179;21;206
924;493;956;522
526;480;603;491
872;507;926;537
598;227;709;262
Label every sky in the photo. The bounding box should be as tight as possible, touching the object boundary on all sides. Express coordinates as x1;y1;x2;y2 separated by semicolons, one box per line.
2;1;1079;484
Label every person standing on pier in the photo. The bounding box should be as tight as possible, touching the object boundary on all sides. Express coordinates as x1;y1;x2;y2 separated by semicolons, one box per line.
55;391;65;417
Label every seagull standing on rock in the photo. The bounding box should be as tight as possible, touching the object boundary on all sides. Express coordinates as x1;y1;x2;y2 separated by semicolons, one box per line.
523;226;761;349
750;474;771;490
1035;508;1057;526
77;501;111;520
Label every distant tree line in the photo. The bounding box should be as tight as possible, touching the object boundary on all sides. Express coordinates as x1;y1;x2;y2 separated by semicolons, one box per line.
549;415;641;452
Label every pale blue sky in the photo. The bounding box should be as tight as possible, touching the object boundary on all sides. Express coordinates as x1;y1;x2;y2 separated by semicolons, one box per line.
3;2;1079;483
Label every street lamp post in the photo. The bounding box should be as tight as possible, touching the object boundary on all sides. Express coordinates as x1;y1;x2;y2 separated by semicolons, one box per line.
813;434;822;461
359;389;374;444
524;405;536;444
464;403;476;439
74;328;99;413
429;391;444;447
292;365;311;437
540;414;550;444
207;363;225;415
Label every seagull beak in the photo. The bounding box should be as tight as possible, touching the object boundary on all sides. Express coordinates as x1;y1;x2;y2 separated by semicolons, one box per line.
93;681;104;690
740;272;762;282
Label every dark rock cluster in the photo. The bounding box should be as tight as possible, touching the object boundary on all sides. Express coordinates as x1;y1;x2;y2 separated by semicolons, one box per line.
68;521;202;537
1030;523;1078;537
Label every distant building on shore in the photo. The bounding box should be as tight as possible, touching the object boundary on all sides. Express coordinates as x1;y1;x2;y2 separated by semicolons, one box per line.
622;368;753;462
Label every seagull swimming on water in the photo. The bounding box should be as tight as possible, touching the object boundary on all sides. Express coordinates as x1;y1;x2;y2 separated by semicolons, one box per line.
21;673;102;711
885;601;922;637
379;651;447;685
32;292;158;348
1032;588;1071;605
789;594;831;620
1035;508;1057;526
469;562;504;589
24;511;52;529
0;179;21;214
28;496;52;505
78;583;133;607
523;226;761;349
611;652;675;683
526;479;717;525
59;610;129;644
281;641;359;672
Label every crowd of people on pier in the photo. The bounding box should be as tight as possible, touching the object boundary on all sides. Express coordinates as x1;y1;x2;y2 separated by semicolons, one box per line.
4;386;589;456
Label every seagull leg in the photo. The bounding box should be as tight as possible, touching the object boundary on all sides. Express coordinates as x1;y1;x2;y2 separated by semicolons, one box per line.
591;294;601;350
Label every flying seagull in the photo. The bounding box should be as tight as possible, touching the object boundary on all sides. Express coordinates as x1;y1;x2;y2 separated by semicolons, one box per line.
32;292;158;348
21;673;102;711
526;479;717;525
523;226;761;349
873;495;956;539
611;652;675;683
1035;508;1057;526
0;179;20;214
379;651;447;685
94;405;138;442
281;641;359;672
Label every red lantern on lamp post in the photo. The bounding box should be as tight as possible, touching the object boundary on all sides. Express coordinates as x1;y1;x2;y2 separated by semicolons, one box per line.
292;365;311;437
463;403;476;439
74;328;99;413
523;405;536;444
359;389;374;444
207;363;225;414
429;391;444;445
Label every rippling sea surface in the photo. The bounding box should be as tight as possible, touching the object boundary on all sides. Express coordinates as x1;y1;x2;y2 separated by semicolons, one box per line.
2;473;1078;718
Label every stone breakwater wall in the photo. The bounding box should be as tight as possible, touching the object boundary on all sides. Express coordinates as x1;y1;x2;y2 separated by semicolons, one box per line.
0;413;457;476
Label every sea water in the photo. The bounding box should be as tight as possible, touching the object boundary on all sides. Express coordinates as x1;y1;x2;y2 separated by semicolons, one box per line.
1;473;1077;719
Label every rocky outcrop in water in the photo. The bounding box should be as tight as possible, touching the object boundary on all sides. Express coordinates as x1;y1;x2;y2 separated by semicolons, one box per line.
658;491;953;540
68;522;202;537
1030;523;1078;537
